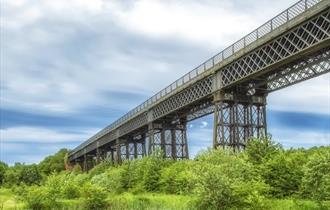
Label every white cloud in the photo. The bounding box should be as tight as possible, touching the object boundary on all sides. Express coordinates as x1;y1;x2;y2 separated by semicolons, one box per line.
268;74;330;114
105;0;297;49
0;126;99;143
200;121;208;129
1;0;308;117
269;128;330;148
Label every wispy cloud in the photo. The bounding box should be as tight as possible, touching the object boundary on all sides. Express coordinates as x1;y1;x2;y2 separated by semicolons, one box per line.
0;126;98;143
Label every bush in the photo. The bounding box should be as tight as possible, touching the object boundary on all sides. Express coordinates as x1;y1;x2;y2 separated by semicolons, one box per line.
91;167;125;194
23;186;60;210
61;173;81;199
88;160;112;178
195;164;268;210
43;172;82;199
262;150;307;198
300;148;330;201
72;164;82;174
160;160;197;194
3;163;42;187
39;148;68;175
194;149;269;210
245;137;282;165
0;161;8;186
81;183;108;210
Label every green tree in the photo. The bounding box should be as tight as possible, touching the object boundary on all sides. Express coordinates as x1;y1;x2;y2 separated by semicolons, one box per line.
39;148;68;175
245;137;282;165
262;150;307;198
194;149;269;210
0;161;8;186
20;164;42;185
300;148;330;201
4;163;42;186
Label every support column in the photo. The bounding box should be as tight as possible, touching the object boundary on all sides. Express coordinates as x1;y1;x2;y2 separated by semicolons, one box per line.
83;153;87;171
134;142;138;159
115;139;121;164
148;122;188;159
148;123;162;156
96;144;100;164
213;92;267;150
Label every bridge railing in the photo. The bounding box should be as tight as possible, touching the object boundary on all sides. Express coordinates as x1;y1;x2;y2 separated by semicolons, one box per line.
71;0;322;155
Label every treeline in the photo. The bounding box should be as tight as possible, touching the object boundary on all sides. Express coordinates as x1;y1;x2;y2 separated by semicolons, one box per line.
0;148;68;187
0;138;329;210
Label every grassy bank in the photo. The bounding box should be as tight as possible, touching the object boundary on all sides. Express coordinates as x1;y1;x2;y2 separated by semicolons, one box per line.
1;188;329;210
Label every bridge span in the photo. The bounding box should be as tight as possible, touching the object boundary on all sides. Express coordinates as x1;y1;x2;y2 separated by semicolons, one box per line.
69;0;330;170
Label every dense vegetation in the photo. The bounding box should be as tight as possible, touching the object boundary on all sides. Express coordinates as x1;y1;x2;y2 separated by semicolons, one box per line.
0;138;329;210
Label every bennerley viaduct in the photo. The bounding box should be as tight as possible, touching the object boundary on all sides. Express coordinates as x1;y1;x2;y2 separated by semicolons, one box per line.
68;0;330;170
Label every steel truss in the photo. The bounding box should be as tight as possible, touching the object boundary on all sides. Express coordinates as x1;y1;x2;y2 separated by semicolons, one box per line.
221;9;330;88
147;123;189;159
213;93;267;150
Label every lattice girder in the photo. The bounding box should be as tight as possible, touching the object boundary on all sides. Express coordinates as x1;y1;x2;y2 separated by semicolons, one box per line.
221;9;330;88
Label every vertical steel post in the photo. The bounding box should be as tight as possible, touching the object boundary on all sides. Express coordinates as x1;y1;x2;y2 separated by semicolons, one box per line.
171;129;177;160
116;139;121;164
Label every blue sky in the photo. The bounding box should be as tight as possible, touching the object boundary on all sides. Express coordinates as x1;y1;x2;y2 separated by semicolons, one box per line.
1;0;329;165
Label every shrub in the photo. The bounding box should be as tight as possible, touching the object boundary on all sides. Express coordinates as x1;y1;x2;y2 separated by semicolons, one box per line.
0;161;8;186
160;160;197;194
39;148;68;175
142;151;168;192
23;186;60;210
61;173;81;199
91;167;125;194
88;160;112;178
20;164;43;186
194;149;269;209
262;150;307;198
44;173;63;199
72;164;82;174
195;164;268;210
81;183;108;210
300;148;330;201
245;137;282;165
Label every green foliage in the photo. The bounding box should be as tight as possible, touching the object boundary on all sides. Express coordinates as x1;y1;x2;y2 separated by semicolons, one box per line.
194;149;269;210
20;164;43;186
300;148;330;201
1;138;330;210
107;193;195;210
262;149;307;198
39;148;68;175
81;182;108;210
245;137;282;165
142;150;168;192
72;164;82;174
88;159;112;178
91;166;124;194
23;186;60;210
3;163;42;187
0;161;8;186
160;160;197;194
3;166;20;187
44;172;83;199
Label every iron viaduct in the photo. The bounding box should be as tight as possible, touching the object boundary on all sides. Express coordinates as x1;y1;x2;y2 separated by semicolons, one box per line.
68;0;330;170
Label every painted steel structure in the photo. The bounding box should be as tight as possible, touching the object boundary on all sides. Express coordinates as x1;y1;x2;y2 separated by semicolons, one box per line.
69;0;330;170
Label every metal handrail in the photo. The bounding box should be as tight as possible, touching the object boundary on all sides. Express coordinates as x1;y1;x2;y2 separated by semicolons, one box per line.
71;0;322;155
